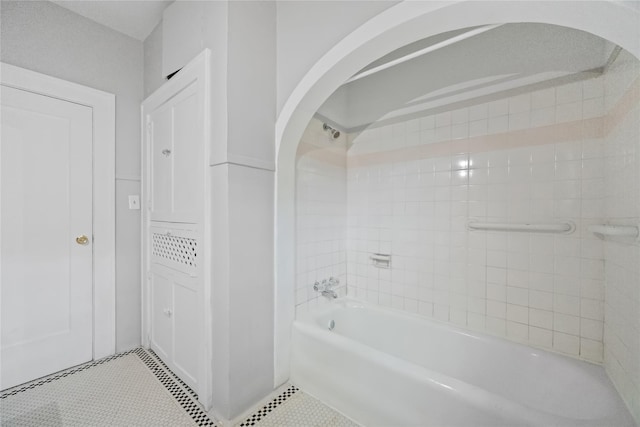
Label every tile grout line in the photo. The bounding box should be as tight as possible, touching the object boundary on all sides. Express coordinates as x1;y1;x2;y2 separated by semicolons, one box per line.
238;385;299;426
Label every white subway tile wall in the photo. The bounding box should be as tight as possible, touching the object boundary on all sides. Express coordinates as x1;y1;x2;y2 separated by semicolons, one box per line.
602;49;640;421
346;76;608;363
295;120;348;315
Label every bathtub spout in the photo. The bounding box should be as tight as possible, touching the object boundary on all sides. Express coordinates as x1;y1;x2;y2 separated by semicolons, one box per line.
314;277;340;299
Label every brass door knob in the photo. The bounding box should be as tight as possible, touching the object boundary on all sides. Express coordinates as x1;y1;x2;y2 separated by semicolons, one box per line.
76;235;89;245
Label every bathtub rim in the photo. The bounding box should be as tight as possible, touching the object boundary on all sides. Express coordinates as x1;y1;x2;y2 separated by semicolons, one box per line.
296;297;606;367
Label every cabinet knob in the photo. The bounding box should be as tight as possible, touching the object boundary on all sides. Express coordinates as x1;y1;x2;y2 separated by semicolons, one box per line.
163;308;172;317
161;149;171;157
76;235;90;245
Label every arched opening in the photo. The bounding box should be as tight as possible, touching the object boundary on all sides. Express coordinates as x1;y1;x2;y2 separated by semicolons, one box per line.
275;0;640;388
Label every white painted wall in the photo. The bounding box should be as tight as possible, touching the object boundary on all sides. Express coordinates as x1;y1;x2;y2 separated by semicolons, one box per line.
0;0;143;352
276;1;398;114
226;1;276;168
143;22;163;99
212;2;276;420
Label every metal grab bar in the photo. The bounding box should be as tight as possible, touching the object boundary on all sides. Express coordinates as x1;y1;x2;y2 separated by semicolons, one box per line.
468;221;575;234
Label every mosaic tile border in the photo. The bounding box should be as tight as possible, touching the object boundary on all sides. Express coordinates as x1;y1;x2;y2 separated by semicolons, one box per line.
238;385;299;426
0;348;137;399
140;349;216;426
0;347;216;427
146;348;198;399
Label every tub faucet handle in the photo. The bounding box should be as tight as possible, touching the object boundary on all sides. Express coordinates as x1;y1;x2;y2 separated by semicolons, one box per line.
313;279;338;298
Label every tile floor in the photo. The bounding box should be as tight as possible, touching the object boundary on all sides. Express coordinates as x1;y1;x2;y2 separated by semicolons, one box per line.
0;348;358;427
0;348;213;426
238;386;358;427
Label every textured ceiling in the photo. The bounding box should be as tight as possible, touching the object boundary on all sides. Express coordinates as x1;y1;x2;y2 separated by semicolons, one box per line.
51;0;172;41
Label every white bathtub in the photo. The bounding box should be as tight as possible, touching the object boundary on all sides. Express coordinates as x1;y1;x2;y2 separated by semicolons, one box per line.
291;299;635;427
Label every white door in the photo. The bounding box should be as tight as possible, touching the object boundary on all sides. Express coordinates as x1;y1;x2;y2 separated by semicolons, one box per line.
1;85;93;390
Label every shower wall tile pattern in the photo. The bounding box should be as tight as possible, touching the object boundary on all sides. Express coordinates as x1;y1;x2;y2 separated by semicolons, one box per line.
295;119;348;314
602;49;640;422
346;77;608;363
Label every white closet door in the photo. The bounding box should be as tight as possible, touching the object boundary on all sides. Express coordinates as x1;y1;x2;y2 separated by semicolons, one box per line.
1;85;93;390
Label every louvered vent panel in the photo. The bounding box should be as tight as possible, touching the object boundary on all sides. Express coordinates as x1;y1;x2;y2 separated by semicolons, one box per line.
152;233;197;273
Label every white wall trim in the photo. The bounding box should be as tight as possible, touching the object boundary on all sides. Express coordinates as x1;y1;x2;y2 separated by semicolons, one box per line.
273;0;640;386
1;62;116;360
211;154;275;172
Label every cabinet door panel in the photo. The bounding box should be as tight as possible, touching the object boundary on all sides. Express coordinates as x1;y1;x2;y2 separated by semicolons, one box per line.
147;81;201;224
173;280;199;389
150;270;173;361
172;91;201;222
149;107;173;221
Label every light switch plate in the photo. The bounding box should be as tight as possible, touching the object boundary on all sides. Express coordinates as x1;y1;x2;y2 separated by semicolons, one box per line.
128;195;140;210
